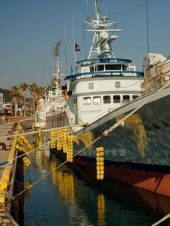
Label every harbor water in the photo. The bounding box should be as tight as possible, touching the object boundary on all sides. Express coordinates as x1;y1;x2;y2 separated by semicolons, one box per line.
24;143;170;226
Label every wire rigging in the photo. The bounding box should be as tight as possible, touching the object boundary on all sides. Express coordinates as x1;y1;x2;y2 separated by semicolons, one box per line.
146;0;150;54
100;0;151;16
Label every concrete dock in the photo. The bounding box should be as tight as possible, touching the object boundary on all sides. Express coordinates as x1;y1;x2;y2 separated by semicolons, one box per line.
0;118;23;226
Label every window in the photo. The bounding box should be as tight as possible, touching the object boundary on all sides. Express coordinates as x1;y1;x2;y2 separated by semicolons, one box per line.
97;65;104;71
90;66;94;72
83;97;91;105
122;65;127;70
123;95;130;103
93;96;101;105
113;95;120;103
132;95;139;100
103;96;111;104
105;64;121;70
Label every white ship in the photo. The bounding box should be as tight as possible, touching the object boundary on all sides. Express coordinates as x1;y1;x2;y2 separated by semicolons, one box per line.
51;0;170;197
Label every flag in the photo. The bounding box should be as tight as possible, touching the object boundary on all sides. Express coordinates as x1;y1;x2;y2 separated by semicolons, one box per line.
75;43;80;51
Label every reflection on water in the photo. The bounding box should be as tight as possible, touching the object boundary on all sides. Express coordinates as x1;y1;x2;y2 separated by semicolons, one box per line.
24;144;170;226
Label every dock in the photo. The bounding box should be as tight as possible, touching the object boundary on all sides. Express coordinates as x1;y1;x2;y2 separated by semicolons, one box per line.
0;117;25;226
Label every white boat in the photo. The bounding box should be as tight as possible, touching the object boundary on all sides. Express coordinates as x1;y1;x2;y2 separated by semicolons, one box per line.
51;0;170;197
35;43;67;128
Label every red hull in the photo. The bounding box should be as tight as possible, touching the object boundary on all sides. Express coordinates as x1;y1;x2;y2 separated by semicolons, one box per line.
53;150;170;197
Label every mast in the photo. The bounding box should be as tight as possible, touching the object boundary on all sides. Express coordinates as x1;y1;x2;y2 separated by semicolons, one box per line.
52;40;63;95
85;0;122;59
94;0;100;21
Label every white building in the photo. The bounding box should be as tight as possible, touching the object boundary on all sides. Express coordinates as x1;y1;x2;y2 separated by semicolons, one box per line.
0;93;3;113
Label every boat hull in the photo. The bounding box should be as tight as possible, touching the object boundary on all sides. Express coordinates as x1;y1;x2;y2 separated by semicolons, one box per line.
51;148;170;197
46;111;68;128
49;86;170;197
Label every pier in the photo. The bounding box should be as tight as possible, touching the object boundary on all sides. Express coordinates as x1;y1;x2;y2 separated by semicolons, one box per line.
0;117;25;226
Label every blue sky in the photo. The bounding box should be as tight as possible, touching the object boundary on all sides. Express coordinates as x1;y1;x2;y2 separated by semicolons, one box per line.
0;0;169;92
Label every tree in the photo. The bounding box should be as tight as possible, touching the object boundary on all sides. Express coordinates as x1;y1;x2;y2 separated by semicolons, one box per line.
20;82;28;117
28;83;37;115
34;86;46;111
9;86;21;116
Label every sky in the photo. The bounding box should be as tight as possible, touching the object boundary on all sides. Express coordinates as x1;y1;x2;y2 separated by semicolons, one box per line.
0;0;170;93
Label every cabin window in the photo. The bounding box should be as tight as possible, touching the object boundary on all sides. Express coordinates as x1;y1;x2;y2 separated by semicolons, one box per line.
97;65;104;71
123;95;130;103
122;65;127;70
105;64;121;70
103;96;111;104
93;96;101;105
90;66;94;72
113;95;120;103
83;97;91;105
132;95;139;100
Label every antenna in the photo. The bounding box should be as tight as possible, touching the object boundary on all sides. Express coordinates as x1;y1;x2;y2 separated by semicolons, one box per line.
42;61;43;87
87;0;88;17
92;0;103;20
146;0;150;55
72;12;76;70
64;26;67;74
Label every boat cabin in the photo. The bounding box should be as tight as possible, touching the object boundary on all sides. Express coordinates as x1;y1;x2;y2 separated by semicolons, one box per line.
65;58;143;125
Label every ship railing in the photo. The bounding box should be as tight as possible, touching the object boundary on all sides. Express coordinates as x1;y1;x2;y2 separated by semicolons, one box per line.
141;58;170;95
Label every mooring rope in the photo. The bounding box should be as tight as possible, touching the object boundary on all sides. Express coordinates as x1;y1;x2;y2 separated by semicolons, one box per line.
103;81;170;136
2;80;170;209
0;123;86;140
0;128;74;167
152;213;170;226
1;134;103;208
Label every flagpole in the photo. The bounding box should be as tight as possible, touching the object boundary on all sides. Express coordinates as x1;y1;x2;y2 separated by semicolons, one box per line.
72;12;76;72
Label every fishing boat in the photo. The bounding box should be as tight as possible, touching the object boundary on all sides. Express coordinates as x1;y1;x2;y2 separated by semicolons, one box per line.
35;41;67;128
51;0;170;197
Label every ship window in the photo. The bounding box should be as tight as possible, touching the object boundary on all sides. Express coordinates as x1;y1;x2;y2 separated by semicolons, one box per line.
83;97;91;105
90;66;94;72
122;65;127;70
105;64;121;70
123;95;130;103
132;95;139;100
103;96;111;104
93;96;101;105
113;95;120;103
97;65;104;71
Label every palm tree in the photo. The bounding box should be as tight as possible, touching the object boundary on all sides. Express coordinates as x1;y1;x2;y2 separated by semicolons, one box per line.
29;83;37;115
34;86;45;111
9;86;21;116
20;82;28;117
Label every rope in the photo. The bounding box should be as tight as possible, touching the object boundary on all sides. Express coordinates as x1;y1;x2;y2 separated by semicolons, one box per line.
0;123;84;140
0;128;74;167
103;81;170;136
152;213;170;226
2;78;170;208
2;134;103;208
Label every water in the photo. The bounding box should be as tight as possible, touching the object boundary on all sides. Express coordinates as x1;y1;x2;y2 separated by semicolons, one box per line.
24;145;170;226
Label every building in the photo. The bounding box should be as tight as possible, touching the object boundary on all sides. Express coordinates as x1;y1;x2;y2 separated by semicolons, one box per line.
0;93;3;113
